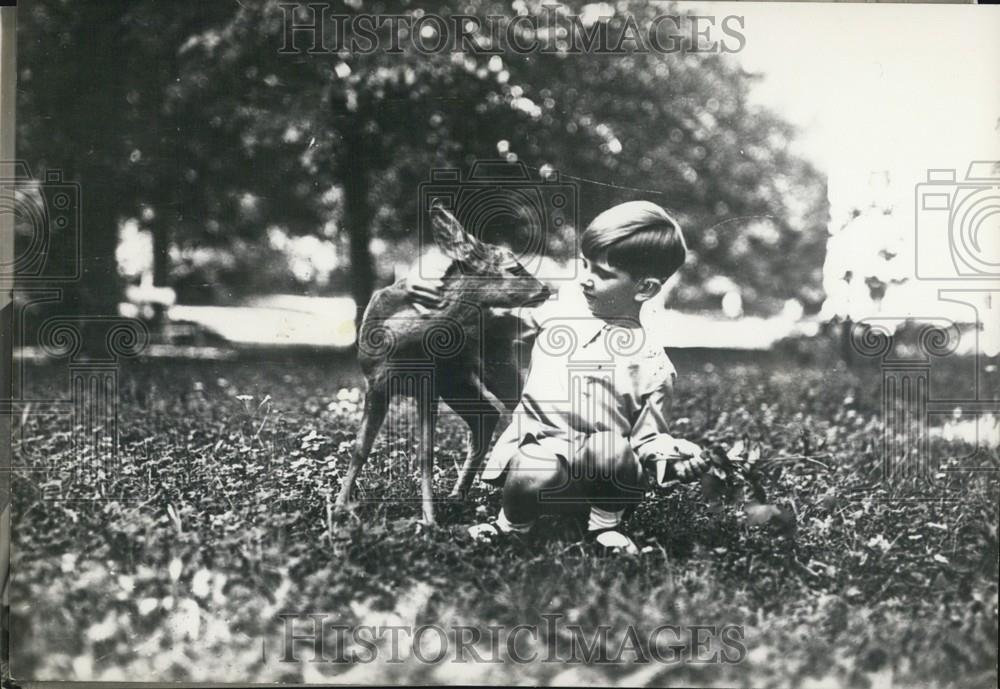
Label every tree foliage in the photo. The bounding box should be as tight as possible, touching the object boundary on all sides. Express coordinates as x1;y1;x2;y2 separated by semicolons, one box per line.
17;0;828;322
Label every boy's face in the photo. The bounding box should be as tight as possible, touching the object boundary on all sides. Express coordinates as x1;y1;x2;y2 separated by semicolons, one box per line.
578;252;648;320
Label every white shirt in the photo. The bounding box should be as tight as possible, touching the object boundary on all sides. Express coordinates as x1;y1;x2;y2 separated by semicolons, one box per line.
481;283;680;483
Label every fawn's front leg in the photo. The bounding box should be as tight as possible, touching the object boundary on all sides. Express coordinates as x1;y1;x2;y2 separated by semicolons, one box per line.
335;385;387;513
418;388;439;526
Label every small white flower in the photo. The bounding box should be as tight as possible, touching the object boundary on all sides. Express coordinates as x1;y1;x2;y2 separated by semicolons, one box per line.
138;597;159;616
866;534;892;553
86;613;117;642
173;598;202;640
72;655;93;678
212;573;228;606
191;568;212;599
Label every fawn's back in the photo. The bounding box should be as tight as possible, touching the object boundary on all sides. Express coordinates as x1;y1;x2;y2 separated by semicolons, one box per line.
357;270;544;406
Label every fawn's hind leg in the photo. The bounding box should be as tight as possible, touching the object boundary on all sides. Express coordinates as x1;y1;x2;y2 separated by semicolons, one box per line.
448;408;501;500
335;385;388;513
443;375;505;500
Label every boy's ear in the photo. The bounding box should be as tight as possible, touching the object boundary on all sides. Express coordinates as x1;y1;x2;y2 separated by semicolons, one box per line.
633;277;663;303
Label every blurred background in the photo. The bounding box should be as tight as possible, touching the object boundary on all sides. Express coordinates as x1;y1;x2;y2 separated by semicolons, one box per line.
11;0;999;357
7;2;1000;684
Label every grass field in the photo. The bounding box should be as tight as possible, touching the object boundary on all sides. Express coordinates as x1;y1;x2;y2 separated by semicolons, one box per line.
9;349;999;686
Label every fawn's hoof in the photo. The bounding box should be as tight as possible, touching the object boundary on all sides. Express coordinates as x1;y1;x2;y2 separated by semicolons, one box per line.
446;488;468;502
331;501;360;519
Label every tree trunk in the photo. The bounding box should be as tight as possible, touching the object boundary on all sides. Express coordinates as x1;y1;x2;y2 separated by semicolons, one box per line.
65;5;127;355
343;132;375;329
78;182;123;354
840;316;857;368
150;217;171;324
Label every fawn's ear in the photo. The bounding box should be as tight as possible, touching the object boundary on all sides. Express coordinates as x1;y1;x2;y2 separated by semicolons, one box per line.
430;204;482;260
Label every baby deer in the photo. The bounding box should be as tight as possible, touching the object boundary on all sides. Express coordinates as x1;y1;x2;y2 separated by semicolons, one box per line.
334;205;551;525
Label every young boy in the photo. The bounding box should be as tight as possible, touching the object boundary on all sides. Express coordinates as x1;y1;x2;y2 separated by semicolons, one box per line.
408;201;710;553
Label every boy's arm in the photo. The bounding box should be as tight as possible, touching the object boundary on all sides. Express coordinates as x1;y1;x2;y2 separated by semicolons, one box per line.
630;378;710;484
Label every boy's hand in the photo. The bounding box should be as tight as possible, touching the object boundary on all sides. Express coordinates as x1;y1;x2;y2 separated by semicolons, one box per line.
644;438;712;485
404;248;451;310
672;450;712;482
405;278;445;309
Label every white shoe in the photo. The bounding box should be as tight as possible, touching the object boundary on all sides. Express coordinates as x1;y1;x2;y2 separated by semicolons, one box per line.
588;528;639;555
467;522;505;543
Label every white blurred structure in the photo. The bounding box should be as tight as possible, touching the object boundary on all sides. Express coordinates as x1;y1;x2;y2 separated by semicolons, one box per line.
116;220;154;278
820;165;999;357
820;170;909;323
720;291;743;320
721;3;1000;358
169;296;356;348
117;220;178;321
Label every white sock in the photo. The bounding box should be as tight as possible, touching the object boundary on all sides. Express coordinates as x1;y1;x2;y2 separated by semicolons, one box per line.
588;506;624;532
495;508;534;534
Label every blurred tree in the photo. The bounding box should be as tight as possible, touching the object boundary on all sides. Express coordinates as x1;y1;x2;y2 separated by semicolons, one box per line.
18;0;135;345
171;0;554;323
16;0;234;341
488;1;829;315
820;170;913;364
18;0;829;339
173;0;828;320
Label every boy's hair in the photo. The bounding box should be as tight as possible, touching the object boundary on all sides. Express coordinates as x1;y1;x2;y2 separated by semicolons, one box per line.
580;201;687;280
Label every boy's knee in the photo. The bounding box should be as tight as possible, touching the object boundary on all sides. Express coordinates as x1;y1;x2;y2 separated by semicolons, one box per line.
504;452;568;500
506;466;567;502
580;431;643;500
587;430;634;459
581;431;638;478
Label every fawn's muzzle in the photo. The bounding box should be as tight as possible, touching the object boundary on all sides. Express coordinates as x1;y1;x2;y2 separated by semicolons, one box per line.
524;285;552;307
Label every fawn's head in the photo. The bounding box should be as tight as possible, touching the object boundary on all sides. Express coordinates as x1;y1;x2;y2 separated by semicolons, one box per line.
430;205;551;309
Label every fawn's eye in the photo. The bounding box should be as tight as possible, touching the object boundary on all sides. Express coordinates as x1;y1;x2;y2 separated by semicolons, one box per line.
505;263;530;277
